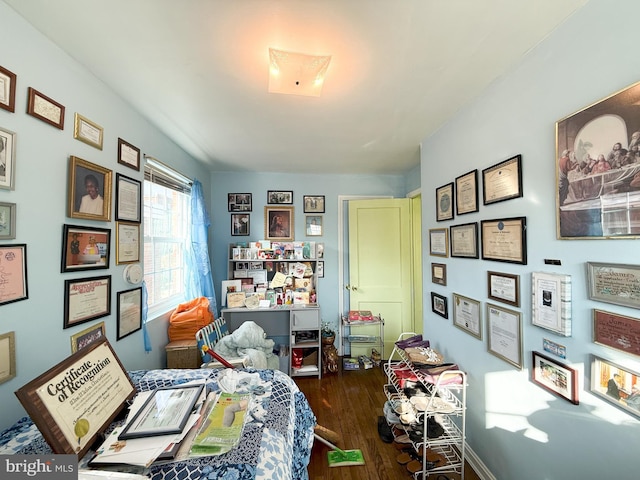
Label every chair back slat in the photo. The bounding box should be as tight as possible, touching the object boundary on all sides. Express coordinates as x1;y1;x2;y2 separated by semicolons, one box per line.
195;318;229;364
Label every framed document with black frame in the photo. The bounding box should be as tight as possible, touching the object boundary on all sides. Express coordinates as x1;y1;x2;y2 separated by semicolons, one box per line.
435;182;454;222
481;217;527;265
450;222;478;259
455;169;478;215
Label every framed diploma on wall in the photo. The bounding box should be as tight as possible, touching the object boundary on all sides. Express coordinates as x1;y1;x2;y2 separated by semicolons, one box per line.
481;217;527;265
482;154;523;205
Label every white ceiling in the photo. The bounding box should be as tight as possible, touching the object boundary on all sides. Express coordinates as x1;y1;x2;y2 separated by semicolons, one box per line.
6;0;589;175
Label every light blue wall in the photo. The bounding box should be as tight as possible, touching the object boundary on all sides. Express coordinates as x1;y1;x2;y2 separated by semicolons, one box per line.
420;1;640;479
209;172;406;333
0;3;211;431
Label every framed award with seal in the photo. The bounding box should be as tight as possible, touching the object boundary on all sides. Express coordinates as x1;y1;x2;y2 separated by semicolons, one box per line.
436;182;454;222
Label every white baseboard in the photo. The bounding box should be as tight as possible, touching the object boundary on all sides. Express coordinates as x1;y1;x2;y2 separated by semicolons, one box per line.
465;442;496;480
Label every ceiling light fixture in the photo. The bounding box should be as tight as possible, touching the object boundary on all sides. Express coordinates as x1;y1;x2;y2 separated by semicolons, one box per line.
268;48;332;97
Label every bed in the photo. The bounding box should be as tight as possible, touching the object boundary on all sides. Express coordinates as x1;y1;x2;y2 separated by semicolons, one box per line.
0;367;316;480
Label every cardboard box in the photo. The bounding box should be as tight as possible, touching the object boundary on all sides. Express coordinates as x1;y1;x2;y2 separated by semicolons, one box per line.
165;339;200;369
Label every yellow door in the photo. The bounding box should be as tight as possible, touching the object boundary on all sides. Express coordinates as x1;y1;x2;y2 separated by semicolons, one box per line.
348;198;413;357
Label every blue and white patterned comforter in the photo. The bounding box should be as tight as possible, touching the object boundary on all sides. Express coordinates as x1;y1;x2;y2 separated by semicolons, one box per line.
0;368;316;480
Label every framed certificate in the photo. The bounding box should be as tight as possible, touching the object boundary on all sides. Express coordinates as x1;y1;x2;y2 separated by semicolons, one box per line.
487;271;520;307
481;217;527;265
115;173;141;223
14;339;136;458
487;303;523;369
429;228;449;257
431;262;447;286
119;384;204;439
587;262;640;309
0;331;16;385
117;287;143;340
449;222;478;259
63;275;111;329
116;222;140;264
482;154;523;205
531;271;572;336
593;309;640;357
435;182;454;222
117;138;141;171
452;293;482;339
455;169;478;215
74;112;103;150
0;244;28;306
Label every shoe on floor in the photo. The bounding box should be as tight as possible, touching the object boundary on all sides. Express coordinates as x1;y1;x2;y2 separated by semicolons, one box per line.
377;416;393;443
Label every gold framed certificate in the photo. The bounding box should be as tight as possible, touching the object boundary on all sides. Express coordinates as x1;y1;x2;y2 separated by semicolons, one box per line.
480;217;527;265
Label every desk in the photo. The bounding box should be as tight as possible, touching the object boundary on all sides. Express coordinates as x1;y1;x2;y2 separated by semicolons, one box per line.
222;306;321;378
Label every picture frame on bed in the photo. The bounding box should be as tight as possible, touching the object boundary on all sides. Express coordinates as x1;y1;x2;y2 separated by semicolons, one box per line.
119;384;204;439
14;339;136;458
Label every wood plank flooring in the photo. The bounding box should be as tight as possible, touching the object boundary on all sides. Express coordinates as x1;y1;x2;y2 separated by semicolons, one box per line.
294;363;481;480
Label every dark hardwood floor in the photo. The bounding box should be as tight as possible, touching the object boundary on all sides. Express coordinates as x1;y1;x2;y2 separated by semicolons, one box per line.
294;362;481;480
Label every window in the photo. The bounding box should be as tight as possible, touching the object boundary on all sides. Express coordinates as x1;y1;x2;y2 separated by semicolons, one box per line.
143;158;192;318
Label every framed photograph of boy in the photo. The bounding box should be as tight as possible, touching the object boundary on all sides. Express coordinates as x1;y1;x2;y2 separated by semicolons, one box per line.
304;195;325;213
68;156;112;222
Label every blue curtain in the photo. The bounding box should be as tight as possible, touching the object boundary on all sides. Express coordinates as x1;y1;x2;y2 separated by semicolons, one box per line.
141;280;152;352
185;179;218;316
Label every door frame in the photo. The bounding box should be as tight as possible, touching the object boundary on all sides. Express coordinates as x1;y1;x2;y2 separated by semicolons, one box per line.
337;190;422;355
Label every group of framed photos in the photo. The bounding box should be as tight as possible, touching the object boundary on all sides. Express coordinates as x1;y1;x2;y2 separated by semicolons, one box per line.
0;64;148;388
227;192;325;239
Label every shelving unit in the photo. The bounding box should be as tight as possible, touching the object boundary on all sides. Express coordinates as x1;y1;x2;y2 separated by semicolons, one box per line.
384;332;467;480
341;314;384;362
221;241;322;378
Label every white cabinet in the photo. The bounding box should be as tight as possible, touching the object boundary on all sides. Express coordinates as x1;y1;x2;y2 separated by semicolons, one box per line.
384;333;467;479
290;309;321;377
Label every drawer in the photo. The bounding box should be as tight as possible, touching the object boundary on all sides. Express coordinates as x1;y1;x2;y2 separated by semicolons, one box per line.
290;309;320;330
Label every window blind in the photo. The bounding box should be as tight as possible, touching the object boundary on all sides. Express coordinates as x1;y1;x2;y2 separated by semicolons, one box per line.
144;155;192;193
